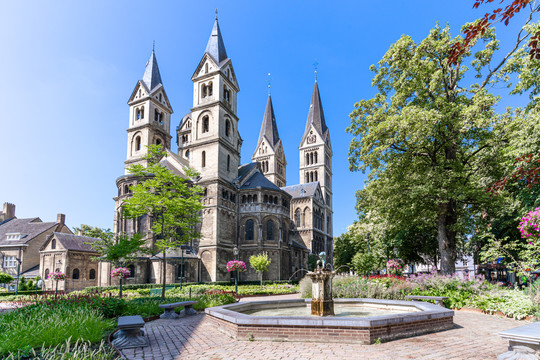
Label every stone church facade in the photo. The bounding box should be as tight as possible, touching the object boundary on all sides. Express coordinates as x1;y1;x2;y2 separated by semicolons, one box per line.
102;17;333;286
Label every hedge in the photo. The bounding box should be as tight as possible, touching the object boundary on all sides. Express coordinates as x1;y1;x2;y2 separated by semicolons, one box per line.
0;290;43;297
84;279;298;293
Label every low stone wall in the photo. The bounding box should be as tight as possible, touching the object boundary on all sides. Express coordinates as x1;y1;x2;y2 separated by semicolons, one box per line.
207;313;453;344
205;298;454;344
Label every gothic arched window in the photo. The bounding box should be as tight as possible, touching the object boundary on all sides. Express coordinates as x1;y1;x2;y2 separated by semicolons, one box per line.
140;106;144;119
225;119;231;137
253;195;257;202
45;269;49;279
51;239;56;250
267;220;275;240
202;84;207;98
135;136;141;151
127;264;135;278
136;108;141;120
295;209;301;227
314;152;318;164
246;219;254;241
208;82;213;96
202;116;209;133
202;151;206;168
72;268;80;280
227;154;230;171
89;269;96;280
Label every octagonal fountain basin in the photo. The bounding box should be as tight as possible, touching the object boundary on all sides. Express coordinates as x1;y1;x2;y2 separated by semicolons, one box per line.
205;298;454;344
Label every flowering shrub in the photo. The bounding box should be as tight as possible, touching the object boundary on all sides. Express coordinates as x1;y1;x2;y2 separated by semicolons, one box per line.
387;258;404;275
49;272;66;281
226;260;246;272
518;207;540;241
110;267;131;279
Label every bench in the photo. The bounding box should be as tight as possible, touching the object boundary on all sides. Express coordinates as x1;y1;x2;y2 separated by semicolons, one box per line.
111;315;148;349
149;285;174;296
158;300;198;319
497;322;540;360
405;295;448;307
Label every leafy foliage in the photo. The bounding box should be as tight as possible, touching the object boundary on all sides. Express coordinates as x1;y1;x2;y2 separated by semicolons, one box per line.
0;272;14;285
122;145;203;299
249;252;272;288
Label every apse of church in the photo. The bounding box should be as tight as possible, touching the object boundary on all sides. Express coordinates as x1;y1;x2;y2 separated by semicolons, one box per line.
107;16;333;286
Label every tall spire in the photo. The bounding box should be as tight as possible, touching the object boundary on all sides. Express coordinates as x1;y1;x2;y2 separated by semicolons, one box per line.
205;17;228;64
258;95;280;148
305;81;328;138
142;49;163;91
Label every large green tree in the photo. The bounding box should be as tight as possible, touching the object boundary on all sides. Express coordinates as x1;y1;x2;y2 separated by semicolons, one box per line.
122;145;203;299
346;22;535;274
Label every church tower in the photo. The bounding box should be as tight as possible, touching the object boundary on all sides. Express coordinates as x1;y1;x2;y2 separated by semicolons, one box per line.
178;16;241;183
252;92;287;187
176;16;241;282
298;79;333;258
125;50;173;173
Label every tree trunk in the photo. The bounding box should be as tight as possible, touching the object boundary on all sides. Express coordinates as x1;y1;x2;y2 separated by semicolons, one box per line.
161;251;167;300
437;200;457;275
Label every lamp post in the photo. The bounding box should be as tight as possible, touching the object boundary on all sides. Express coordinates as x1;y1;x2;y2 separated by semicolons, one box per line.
14;257;21;295
180;245;184;290
233;246;239;294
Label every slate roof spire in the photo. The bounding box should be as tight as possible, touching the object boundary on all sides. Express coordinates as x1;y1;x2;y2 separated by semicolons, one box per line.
304;80;328;138
142;49;163;91
258;94;280;148
205;17;228;64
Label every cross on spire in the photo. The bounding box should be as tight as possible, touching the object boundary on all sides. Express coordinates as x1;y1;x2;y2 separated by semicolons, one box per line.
267;73;272;95
313;60;319;81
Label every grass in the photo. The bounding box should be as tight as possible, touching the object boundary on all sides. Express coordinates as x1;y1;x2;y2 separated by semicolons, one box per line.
5;339;116;360
0;304;114;356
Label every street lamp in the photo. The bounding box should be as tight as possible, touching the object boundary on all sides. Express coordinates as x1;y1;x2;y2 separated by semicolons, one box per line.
14;257;21;296
233;246;239;294
180;245;184;290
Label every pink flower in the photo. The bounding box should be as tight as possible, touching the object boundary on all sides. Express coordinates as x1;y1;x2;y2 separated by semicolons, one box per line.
110;267;131;279
226;260;246;272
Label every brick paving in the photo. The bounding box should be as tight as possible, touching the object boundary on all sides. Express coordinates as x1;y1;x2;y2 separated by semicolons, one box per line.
121;295;530;360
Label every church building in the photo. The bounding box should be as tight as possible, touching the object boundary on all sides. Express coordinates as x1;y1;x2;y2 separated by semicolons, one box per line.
102;17;333;286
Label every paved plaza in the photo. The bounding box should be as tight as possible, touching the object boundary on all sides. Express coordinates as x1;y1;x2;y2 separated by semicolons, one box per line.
120;295;531;360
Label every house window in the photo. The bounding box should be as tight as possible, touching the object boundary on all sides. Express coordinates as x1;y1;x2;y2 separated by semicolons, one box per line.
246;220;254;241
72;268;80;280
202;151;206;167
202;116;209;133
89;269;96;280
267;220;275;240
3;256;16;268
51;239;56;250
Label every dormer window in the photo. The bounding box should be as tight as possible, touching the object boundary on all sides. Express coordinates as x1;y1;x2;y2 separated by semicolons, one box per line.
6;233;21;241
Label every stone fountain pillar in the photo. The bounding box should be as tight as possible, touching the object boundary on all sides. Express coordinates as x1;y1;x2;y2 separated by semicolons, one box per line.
307;266;335;317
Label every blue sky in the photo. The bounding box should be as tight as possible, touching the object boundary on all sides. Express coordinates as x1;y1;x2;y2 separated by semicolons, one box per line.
0;1;531;235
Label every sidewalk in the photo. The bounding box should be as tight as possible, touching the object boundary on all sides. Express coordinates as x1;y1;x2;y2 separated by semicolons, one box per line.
121;294;528;360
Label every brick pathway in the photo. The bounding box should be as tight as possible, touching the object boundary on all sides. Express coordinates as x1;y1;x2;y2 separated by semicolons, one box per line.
121;296;530;360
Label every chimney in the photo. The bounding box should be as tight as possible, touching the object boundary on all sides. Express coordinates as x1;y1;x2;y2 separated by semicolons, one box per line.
77;229;83;236
56;213;65;225
1;203;15;221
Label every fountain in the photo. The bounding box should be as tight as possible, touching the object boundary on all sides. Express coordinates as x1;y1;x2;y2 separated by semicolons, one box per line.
205;253;454;344
306;252;335;316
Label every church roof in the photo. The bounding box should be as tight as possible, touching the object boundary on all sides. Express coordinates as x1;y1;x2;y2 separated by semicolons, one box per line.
257;95;281;148
240;171;281;191
282;182;319;199
142;50;163;92
49;232;100;253
237;163;257;183
0;218;59;246
304;81;328;139
205;18;228;64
